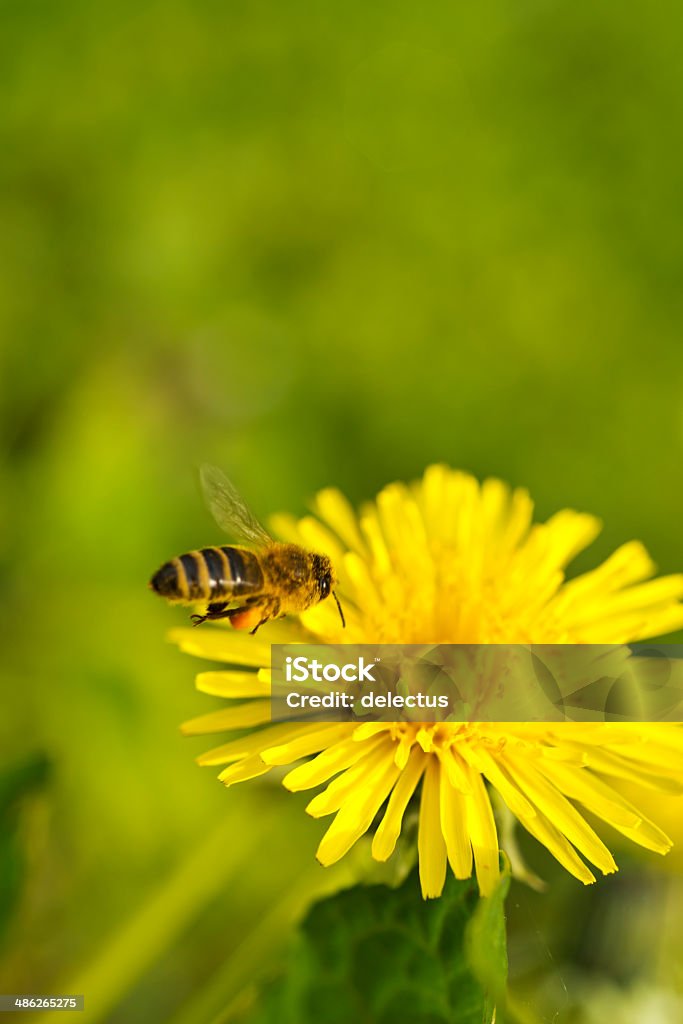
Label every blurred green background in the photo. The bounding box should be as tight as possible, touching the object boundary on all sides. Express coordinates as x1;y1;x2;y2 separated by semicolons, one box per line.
2;1;683;1021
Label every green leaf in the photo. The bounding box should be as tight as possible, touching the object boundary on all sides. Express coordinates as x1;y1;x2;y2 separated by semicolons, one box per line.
245;866;509;1024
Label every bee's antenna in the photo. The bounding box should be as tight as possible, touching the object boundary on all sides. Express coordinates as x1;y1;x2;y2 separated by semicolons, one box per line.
332;590;346;629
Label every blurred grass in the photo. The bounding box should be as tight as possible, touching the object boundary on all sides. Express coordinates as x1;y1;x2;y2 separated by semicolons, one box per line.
1;0;683;1021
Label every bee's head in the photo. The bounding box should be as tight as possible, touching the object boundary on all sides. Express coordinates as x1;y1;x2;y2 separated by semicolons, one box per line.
312;553;346;628
312;553;334;600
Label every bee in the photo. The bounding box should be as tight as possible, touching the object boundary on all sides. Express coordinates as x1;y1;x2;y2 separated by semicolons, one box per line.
149;465;345;635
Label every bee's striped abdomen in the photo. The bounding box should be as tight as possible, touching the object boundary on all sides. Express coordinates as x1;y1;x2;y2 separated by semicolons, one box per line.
150;546;263;603
216;546;264;595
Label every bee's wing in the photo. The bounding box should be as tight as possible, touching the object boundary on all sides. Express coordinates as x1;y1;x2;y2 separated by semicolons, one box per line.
199;464;273;547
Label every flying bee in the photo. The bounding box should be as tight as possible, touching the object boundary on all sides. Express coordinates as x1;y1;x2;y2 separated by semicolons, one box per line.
149;465;346;635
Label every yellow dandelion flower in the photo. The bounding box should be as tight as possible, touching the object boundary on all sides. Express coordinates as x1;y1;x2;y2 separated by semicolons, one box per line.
171;466;683;898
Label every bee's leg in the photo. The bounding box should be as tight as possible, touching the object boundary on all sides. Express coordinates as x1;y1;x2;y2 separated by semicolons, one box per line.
190;601;230;626
249;598;281;636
